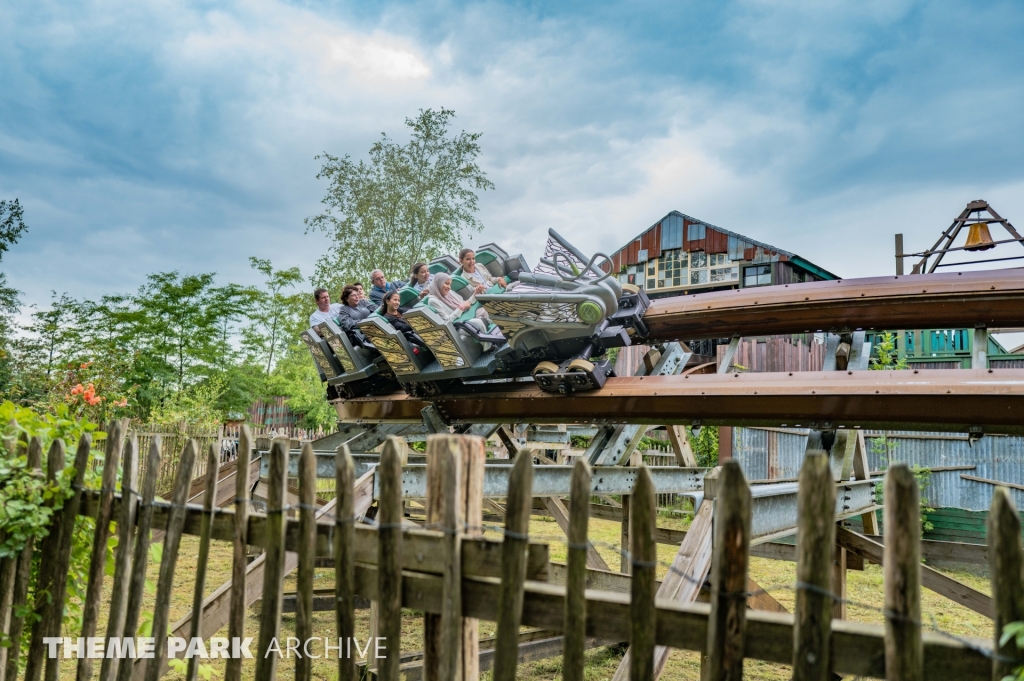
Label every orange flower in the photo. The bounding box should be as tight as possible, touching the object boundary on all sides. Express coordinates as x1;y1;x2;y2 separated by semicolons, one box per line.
70;384;84;396
113;398;128;408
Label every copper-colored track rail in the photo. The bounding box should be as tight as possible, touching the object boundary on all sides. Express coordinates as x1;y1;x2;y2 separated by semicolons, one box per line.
642;268;1024;341
337;369;1024;434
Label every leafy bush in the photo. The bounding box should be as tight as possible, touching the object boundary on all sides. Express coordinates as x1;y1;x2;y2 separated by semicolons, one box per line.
0;401;109;665
869;331;908;370
148;377;226;428
999;622;1024;681
870;435;935;535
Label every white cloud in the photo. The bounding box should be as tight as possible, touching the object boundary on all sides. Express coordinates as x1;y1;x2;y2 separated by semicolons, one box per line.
3;0;1024;311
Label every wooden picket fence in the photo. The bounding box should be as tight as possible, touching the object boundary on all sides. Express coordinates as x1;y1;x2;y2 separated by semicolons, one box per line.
4;424;1023;681
129;422;324;496
132;423;227;496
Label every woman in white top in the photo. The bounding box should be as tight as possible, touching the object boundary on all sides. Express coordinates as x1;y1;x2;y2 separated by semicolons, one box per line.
409;262;433;300
458;248;507;295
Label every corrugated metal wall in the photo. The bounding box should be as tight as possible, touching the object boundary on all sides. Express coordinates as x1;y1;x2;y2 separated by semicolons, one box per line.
731;427;1024;512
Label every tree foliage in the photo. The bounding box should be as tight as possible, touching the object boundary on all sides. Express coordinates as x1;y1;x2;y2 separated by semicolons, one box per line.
241;257;304;375
0;110;497;434
0;199;28;263
305;108;494;289
0;259;336;431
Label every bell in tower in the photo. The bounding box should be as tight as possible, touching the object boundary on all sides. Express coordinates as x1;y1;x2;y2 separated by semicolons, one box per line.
963;221;996;251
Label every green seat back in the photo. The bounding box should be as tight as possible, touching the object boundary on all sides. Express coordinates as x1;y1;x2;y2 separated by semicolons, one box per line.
450;275;471;292
456;303;498;333
398;287;419;306
475;250;498;266
429;262;449;274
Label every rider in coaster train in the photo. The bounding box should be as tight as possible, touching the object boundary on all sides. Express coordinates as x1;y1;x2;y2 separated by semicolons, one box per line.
309;287;343;327
459;248;507;294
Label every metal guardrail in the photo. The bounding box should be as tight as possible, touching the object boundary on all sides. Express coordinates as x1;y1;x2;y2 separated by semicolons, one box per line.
257;452;879;546
260;454;707;497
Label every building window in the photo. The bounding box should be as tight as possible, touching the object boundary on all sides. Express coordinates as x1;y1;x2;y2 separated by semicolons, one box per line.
710;266;738;283
744;264;772;287
687;250;708;286
655;250;687;288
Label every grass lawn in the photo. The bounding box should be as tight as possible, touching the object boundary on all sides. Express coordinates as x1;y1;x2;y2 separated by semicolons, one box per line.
62;509;992;680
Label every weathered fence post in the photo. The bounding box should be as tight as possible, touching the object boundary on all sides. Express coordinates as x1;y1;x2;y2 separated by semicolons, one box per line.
563;458;592;681
884;464;923;681
630;465;658;681
79;420;125;681
460;435;485;681
224;425;252;681
0;432;24;680
117;439;162;681
98;434;139;681
186;445;220;681
793;451;836;681
424;434;463;681
3;437;43;681
832;545;847;621
335;444;357;681
988;486;1024;680
706;460;751;681
44;434;91;681
295;444;317;681
254;438;289;681
144;439;196;681
23;439;66;681
377;436;406;681
621;492;632;574
493;448;534;681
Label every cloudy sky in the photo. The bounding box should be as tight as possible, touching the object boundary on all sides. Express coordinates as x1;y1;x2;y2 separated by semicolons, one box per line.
3;0;1024;338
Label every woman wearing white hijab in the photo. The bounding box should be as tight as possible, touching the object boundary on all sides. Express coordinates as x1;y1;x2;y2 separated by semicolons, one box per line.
425;272;490;332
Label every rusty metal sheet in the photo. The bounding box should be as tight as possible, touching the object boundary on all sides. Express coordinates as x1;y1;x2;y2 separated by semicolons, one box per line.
643;268;1024;340
336;369;1024;434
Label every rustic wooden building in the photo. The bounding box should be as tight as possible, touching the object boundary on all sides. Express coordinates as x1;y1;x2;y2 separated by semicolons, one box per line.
606;210;838;298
